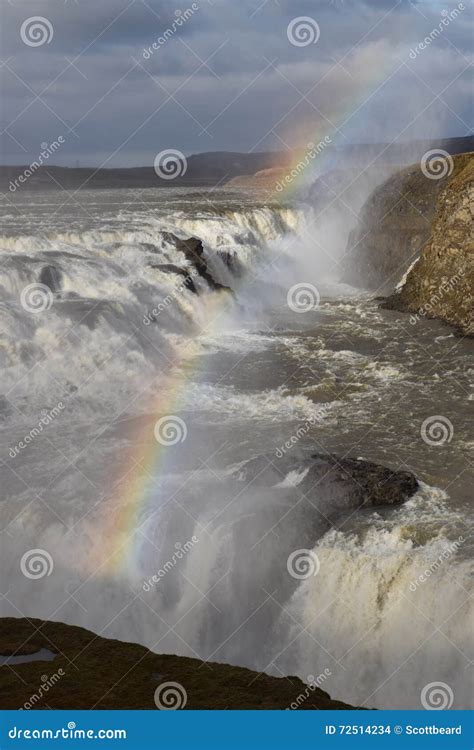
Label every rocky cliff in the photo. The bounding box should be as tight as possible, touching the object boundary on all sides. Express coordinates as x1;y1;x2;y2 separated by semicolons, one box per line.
383;157;473;335
343;153;472;295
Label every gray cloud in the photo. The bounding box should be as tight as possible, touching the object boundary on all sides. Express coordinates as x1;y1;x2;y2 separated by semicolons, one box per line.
0;0;472;166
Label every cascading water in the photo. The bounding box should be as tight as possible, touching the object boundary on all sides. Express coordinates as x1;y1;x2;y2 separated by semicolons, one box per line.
1;186;472;709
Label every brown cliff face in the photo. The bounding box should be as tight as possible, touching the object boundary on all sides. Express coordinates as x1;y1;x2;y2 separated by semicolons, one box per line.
343;153;472;294
383;157;473;335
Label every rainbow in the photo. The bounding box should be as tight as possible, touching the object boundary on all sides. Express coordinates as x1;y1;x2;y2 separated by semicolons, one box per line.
91;52;405;574
90;292;229;576
271;37;407;197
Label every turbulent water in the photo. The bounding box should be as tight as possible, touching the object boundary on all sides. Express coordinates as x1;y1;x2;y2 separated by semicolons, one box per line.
0;186;472;709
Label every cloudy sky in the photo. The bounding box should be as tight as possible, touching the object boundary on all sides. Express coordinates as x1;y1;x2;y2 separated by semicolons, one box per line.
1;0;472;166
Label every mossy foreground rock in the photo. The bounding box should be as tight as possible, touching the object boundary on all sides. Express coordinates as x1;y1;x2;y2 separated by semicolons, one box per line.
0;618;355;710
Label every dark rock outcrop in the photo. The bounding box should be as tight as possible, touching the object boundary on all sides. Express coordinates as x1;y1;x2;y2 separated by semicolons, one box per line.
149;263;198;293
217;249;244;277
39;265;62;294
311;453;419;509
343;153;472;293
383;157;473;335
162;233;231;292
0;618;356;710
233;452;418;517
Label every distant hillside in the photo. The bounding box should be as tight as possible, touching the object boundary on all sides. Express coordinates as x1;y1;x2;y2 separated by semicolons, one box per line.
226;167;287;190
1;136;472;192
0;151;284;193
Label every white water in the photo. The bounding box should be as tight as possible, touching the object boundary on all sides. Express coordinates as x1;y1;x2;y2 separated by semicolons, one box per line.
275;485;471;708
0;187;472;709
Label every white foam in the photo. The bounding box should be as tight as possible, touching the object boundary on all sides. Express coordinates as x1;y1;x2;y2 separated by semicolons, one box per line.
181;383;334;423
273;481;472;708
394;257;419;292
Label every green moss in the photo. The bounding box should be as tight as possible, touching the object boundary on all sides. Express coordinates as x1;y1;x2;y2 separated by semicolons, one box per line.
0;618;356;710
